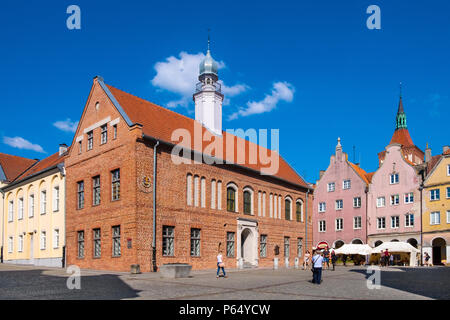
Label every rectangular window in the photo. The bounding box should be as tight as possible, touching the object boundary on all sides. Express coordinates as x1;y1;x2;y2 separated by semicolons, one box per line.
319;220;326;232
113;124;118;139
18;235;23;252
297;238;303;257
318;202;326;213
354;216;362;229
77;181;84;209
343;179;351;190
53;186;60;212
391;216;400;229
77;231;85;258
259;235;267;258
112;226;121;257
284;237;290;257
53;229;60;249
446;187;450;199
101;124;108;144
8;237;13;253
18;198;24;220
8;201;13;222
390;194;400;205
87;131;93;150
111;169;120;201
447;164;450;176
447;210;450;224
353;197;361;208
162;226;174;256
404;192;414;204
190;228;201;257
327;182;335;192
93;228;101;258
405;214;414;227
377;197;386;207
93;176;101;206
335;218;343;231
390;173;399;184
78;141;82;154
430;212;440;225
227;232;235;257
29;195;34;218
335;199;343;210
430;189;440;201
40;190;47;214
40;231;46;250
377;217;386;229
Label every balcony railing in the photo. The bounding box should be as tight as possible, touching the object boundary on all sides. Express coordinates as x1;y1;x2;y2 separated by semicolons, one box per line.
195;81;221;94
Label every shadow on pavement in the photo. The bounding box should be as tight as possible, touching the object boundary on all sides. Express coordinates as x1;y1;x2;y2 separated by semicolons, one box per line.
349;267;450;300
0;269;141;300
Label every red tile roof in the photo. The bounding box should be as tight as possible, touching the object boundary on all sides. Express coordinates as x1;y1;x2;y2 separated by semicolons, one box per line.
365;172;375;183
105;84;309;188
390;128;414;147
348;161;370;185
0;153;37;182
14;152;66;182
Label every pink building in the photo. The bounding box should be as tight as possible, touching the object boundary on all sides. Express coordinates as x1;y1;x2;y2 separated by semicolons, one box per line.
367;97;423;249
313;138;370;249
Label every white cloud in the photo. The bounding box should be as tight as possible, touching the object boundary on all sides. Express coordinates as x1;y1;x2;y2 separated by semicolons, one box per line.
53;118;79;133
228;82;295;120
151;52;247;108
3;136;45;153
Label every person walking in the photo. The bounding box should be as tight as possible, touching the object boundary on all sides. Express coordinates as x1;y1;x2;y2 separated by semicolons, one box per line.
389;253;394;266
379;250;384;267
216;251;227;278
331;250;337;271
424;252;430;266
311;250;324;284
303;250;311;270
383;249;390;267
323;247;330;270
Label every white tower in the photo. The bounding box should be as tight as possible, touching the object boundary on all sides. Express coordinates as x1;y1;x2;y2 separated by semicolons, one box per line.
193;38;224;136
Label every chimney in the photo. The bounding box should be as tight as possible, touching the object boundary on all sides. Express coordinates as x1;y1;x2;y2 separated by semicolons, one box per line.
443;146;449;154
425;143;432;162
319;170;325;179
59;143;68;156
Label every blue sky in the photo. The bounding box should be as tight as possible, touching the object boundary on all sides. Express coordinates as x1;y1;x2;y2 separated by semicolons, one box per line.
1;0;449;183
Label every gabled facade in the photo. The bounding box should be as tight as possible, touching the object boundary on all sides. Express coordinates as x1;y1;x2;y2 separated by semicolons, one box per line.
313;138;369;249
1;148;67;267
422;146;450;265
65;47;312;272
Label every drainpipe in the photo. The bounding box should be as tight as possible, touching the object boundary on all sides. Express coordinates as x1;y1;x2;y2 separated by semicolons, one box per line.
419;169;424;266
152;140;160;272
305;189;310;251
0;188;4;263
365;186;368;245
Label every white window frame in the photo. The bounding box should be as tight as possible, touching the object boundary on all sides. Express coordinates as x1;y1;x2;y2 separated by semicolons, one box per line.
377;217;386;229
430;189;440;201
446;187;450;199
262;192;266;217
8;200;14;222
40;231;46;250
335;199;343;210
319;220;326;232
327;182;335;192
343;179;351;190
257;191;261;216
186;174;193;206
390;173;399;184
284;196;293;220
318;202;326;213
8;236;13;253
430;211;440;225
40;190;47;214
353;197;361;208
335;218;343;231
29;194;34;218
18;197;24;220
447;164;450;176
447;210;450;224
226;182;239;213
243;187;255;216
404;192;414;204
200;177;206;208
217;181;222;210
193;175;199;207
18;235;24;252
211;180;216;209
353;216;362;229
390;194;400;206
53;186;60;212
391;216;400;229
53;229;60;249
405;214;414;227
377;196;386;208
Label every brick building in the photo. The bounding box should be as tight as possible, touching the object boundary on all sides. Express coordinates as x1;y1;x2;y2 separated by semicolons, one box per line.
65;47;312;272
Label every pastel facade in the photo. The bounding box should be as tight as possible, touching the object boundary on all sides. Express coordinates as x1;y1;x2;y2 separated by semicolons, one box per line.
367;144;422;249
313;139;369;248
2;150;66;267
422;147;450;265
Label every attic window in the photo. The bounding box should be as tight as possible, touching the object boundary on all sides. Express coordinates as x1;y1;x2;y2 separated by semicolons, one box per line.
95;102;100;110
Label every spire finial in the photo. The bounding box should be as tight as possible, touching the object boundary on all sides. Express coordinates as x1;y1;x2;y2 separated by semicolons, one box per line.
207;28;211;52
399;81;402;98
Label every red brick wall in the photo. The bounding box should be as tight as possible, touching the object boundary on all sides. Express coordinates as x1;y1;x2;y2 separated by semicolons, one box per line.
65;79;313;272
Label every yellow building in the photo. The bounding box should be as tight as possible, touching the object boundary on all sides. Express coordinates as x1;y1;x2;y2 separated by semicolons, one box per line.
422;146;450;265
2;147;67;267
1;153;37;262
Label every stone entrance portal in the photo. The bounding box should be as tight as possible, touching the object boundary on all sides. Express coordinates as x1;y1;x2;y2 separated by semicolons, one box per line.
237;218;258;267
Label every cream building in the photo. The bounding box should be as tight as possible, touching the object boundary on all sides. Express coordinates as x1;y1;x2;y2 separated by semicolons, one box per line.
2;147;67;267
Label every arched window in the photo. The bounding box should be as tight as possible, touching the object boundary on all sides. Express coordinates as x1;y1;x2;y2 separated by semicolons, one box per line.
194;175;199;207
217;181;222;210
186;174;192;206
211;179;216;209
296;200;304;222
200;177;206;208
227;187;236;212
285;197;292;220
244;191;251;215
262;192;266;217
269;193;273;218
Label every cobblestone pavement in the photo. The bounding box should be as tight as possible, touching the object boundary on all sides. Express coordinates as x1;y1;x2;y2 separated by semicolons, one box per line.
0;264;448;300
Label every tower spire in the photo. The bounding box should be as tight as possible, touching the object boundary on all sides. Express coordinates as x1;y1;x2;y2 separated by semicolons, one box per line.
207;28;210;52
395;84;407;130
